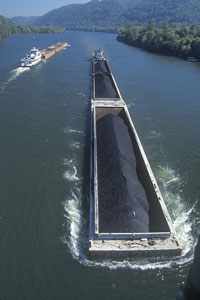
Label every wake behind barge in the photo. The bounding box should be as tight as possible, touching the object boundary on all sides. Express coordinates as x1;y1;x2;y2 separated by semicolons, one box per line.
89;53;182;257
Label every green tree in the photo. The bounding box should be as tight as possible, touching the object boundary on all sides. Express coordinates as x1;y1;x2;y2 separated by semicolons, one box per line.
117;23;200;59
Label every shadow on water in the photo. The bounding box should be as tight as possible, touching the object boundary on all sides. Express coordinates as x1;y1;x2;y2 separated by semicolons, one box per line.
75;61;93;260
80;99;92;258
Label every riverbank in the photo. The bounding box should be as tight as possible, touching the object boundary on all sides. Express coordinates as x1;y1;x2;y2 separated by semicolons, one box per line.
117;24;200;60
0;15;64;43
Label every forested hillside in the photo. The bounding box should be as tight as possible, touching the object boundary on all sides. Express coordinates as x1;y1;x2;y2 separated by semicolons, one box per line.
35;0;132;32
123;0;200;25
117;23;200;59
10;16;39;25
0;16;64;41
35;0;200;31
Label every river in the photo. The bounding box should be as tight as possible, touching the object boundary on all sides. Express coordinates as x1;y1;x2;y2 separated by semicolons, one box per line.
0;30;200;300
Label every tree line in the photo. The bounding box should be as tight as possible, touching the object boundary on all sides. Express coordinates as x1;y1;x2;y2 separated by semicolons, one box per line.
117;23;200;59
0;16;64;42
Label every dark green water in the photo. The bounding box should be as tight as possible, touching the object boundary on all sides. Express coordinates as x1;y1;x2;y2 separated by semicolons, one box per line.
0;30;200;300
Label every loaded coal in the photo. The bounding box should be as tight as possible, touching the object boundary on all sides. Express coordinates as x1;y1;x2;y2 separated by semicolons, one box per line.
94;60;109;73
95;74;119;99
97;113;149;233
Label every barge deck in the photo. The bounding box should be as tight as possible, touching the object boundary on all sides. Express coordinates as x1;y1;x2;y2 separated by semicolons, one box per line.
89;57;182;257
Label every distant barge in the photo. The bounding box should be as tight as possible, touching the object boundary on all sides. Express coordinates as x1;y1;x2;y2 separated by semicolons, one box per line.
40;42;68;60
89;52;182;257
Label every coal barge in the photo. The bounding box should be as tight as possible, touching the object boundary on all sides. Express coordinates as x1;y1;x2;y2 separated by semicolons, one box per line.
89;51;182;257
40;42;68;60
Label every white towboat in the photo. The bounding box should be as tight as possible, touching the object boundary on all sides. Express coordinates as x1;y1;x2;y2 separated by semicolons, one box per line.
20;47;42;67
95;49;105;60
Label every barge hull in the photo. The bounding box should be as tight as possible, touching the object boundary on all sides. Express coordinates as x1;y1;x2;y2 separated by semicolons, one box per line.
40;42;68;60
90;238;181;258
89;58;182;257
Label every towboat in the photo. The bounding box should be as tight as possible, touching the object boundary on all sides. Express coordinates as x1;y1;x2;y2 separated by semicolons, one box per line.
95;49;105;60
20;47;42;67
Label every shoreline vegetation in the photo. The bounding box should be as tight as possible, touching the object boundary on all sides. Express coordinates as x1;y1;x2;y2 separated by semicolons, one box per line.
117;23;200;60
0;16;64;42
2;10;200;62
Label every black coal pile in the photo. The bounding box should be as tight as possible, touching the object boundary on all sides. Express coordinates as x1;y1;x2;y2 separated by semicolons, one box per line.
95;74;119;99
97;114;149;233
94;60;109;73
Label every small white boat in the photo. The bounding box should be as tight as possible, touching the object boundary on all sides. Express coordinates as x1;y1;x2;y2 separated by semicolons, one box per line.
20;47;42;67
95;49;105;60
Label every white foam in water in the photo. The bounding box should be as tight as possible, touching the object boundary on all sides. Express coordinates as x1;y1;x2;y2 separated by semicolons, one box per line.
127;102;135;108
63;187;82;258
62;179;88;260
78;92;86;98
62;127;84;135
1;67;30;90
70;142;81;149
68;129;84;134
63;158;79;181
146;130;161;139
62;156;196;270
155;166;195;257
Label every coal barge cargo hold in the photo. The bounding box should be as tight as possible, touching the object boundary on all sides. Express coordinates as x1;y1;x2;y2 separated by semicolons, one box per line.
89;51;182;257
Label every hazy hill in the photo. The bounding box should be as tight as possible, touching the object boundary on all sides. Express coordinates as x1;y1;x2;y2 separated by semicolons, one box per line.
0;15;64;41
10;16;39;25
0;15;19;40
35;0;135;32
35;0;200;31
